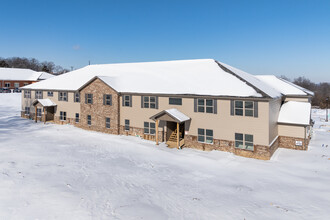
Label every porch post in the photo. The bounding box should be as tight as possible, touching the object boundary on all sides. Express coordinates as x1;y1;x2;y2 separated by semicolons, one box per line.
43;107;46;124
34;106;37;123
177;122;179;149
156;119;159;145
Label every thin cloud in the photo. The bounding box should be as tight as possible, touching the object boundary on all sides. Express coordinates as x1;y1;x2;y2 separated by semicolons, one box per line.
73;45;81;50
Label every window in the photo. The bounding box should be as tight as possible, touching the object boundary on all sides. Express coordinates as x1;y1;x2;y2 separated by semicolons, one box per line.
235;101;254;117
123;95;131;107
197;99;214;113
142;96;157;109
169;98;182;105
87;115;91;126
5;82;10;87
23;83;28;86
60;111;67;121
24;90;31;98
75;113;79;123
35;90;43;99
58;92;68;101
14;83;19;88
105;117;110;128
37;108;42;117
47;91;53;97
25;107;30;115
125;119;130;131
235;133;254;151
198;128;213;144
74;92;80;102
85;94;93;104
144;122;156;135
103;94;112;105
245;101;254;116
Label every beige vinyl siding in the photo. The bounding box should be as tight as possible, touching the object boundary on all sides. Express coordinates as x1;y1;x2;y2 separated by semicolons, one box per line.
43;91;80;119
285;97;309;102
120;95;270;146
268;98;281;144
21;90;80;119
278;124;305;138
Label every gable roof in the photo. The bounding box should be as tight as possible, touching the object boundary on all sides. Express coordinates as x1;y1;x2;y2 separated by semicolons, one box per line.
150;108;191;123
278;101;311;126
255;75;314;96
0;68;54;81
23;59;281;98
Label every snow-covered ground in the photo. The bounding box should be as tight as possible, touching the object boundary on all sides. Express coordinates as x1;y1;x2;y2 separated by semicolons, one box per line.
0;93;330;220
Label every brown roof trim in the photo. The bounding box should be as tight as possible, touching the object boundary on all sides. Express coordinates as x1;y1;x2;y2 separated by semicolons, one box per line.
278;122;310;127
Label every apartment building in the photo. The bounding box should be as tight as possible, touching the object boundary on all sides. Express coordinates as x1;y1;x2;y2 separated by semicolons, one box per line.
21;59;313;160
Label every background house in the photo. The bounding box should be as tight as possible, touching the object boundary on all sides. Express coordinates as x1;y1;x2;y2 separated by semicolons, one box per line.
0;67;54;89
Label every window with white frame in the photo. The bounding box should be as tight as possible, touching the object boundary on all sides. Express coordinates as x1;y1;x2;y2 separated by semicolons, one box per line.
58;92;68;101
37;108;42;117
103;94;112;105
85;94;93;104
169;97;182;105
144;122;156;135
142;96;156;108
60;111;67;121
74;92;80;102
25;107;30;115
5;82;10;87
87;115;91;126
47;91;53;97
125;119;130;131
198;128;213;144
35;90;43;99
24;90;31;98
75;113;79;123
14;83;19;88
235;133;254;151
197;99;214;113
105;117;110;128
123;95;131;107
235;101;254;117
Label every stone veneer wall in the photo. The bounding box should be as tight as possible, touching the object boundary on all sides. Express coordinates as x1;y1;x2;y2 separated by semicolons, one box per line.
77;78;120;135
184;135;280;160
54;116;75;125
119;125;164;142
279;136;309;150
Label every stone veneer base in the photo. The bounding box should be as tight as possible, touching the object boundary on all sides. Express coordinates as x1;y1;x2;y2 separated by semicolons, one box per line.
20;114;311;160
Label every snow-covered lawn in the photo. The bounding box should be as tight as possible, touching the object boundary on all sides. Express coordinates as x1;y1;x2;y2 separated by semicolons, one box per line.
0;93;330;219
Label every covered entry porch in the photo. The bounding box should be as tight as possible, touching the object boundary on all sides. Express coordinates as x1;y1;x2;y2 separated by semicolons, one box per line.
32;99;57;123
150;108;190;149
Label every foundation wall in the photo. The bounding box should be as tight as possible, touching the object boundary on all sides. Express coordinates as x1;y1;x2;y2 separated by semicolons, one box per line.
184;134;280;160
279;136;309;150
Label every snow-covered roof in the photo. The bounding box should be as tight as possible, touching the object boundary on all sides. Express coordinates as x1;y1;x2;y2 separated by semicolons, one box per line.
37;72;54;80
255;75;314;96
217;62;281;98
150;108;190;123
0;68;54;81
33;99;57;107
23;59;281;98
278;101;311;125
165;109;190;123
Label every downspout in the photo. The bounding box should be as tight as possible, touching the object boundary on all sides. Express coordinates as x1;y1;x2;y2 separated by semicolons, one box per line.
117;94;120;135
304;126;307;150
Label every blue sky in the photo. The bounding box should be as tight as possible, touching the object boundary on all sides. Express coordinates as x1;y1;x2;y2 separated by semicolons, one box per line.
1;0;329;82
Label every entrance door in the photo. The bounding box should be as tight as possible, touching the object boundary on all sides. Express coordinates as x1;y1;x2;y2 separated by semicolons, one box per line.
46;107;55;121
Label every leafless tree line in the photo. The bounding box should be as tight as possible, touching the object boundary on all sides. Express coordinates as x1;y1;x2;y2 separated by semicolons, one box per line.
280;75;329;108
0;57;69;75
